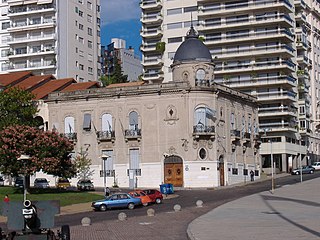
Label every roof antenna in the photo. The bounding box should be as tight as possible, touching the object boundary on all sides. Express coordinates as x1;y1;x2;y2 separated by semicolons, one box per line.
187;12;198;39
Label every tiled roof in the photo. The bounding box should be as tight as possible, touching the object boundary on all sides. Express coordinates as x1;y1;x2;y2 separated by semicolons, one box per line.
61;81;100;92
106;81;144;88
9;75;54;91
0;71;33;87
32;78;76;100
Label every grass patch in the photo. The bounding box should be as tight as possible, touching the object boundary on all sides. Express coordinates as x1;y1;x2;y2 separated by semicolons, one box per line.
0;186;103;206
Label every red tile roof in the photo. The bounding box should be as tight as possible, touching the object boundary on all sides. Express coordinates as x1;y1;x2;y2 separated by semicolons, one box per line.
0;71;33;87
61;81;100;92
9;75;54;91
32;78;76;100
106;81;144;88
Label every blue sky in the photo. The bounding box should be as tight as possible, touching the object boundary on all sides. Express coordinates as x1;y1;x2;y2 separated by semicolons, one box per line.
100;0;142;57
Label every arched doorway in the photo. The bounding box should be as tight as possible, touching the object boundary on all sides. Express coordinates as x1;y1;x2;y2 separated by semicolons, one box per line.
219;155;224;186
164;155;183;187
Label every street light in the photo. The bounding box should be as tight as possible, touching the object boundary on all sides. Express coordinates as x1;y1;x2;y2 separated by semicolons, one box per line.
17;154;30;202
264;129;274;193
101;154;110;196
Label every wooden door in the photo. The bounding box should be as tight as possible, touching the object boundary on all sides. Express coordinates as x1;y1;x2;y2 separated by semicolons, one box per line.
164;163;183;187
219;162;225;186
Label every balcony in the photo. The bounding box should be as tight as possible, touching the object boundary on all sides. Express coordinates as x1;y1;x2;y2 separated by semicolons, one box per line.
142;58;163;67
8;4;55;16
63;133;77;142
8;20;55;32
124;129;141;141
140;0;162;10
258;105;297;117
141;28;163;38
140;43;157;52
142;71;164;82
96;130;115;142
193;125;215;139
141;14;163;25
256;90;297;102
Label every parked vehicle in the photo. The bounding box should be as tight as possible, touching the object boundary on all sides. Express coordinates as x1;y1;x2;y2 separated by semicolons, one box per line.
291;166;315;175
128;190;152;206
0;176;4;186
56;178;71;189
77;179;94;191
143;189;163;204
92;193;142;211
34;178;50;188
311;162;320;170
14;177;24;188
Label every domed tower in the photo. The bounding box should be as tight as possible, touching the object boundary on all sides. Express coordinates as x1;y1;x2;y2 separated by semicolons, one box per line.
171;26;214;87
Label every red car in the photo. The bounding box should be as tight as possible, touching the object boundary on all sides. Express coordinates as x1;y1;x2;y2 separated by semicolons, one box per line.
143;189;163;204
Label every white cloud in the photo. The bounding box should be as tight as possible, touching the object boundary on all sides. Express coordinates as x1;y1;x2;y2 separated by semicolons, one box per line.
101;0;140;26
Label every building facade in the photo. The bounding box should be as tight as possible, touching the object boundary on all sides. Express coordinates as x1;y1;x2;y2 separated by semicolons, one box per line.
104;38;142;82
0;0;101;82
44;30;260;188
140;0;320;173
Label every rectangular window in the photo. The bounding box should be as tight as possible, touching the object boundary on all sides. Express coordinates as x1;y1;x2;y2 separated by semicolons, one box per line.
87;14;92;23
88;40;93;48
88;27;93;36
167;8;182;15
101;150;114;176
79;23;84;30
168;37;182;43
79;10;83;17
83;113;91;131
2;22;9;30
167;22;182;30
129;149;141;176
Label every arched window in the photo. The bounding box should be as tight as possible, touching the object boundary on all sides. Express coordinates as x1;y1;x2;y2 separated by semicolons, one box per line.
64;116;75;133
102;113;112;132
129;111;139;130
230;113;235;130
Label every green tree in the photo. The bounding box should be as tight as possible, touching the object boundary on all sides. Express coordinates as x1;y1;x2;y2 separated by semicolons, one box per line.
102;55;128;86
74;148;94;180
0;88;39;130
0;125;76;179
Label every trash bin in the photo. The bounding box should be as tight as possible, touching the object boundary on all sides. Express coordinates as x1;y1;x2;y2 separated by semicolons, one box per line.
160;183;174;194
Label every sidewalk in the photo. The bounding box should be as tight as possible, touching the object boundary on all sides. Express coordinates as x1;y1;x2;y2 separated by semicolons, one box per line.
187;177;320;240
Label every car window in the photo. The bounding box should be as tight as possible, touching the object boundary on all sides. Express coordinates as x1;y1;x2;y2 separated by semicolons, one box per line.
120;194;129;199
111;195;118;200
140;192;146;196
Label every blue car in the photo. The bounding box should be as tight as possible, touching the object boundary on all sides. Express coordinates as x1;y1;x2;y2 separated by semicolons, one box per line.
92;193;142;211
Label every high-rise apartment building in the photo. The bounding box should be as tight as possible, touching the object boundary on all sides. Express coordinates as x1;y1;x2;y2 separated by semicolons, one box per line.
0;0;101;82
140;0;320;172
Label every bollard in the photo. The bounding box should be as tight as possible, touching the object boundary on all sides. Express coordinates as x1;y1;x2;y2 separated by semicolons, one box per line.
147;208;155;217
196;200;203;208
173;204;181;212
118;212;127;221
81;217;91;226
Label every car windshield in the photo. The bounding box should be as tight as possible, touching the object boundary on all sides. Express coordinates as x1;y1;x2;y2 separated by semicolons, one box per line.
59;179;69;183
36;179;48;183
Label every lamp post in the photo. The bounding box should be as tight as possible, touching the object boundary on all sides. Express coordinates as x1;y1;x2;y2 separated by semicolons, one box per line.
270;139;274;194
17;154;30;202
299;137;303;183
101;154;110;196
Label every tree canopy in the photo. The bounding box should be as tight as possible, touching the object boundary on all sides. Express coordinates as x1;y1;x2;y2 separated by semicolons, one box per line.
0;125;76;178
74;148;94;181
0;88;39;130
101;55;128;86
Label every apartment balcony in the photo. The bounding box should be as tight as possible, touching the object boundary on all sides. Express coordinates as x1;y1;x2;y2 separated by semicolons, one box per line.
198;0;292;18
7;34;55;45
204;28;294;47
142;71;164;82
227;75;296;90
142;58;163;67
7;61;56;73
8;49;55;59
141;28;163;38
124;129;141;141
214;60;295;75
198;14;293;32
259;122;297;132
96;130;115;142
8;4;55;16
193;125;215;139
256;90;297;102
140;0;162;10
294;0;307;9
296;41;308;50
299;127;312;136
8;21;55;33
258;105;297;117
218;44;294;60
295;12;307;23
141;14;163;25
62;133;77;142
140;43;157;53
296;55;309;66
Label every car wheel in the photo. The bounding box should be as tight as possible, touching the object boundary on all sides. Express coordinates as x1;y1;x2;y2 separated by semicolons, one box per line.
310;170;314;174
155;198;162;204
142;202;148;207
99;204;107;211
128;203;135;210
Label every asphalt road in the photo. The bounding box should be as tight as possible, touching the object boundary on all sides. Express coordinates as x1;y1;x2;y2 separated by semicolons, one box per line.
54;172;320;233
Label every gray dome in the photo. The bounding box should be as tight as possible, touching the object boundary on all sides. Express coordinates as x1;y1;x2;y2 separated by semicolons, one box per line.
173;27;212;63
